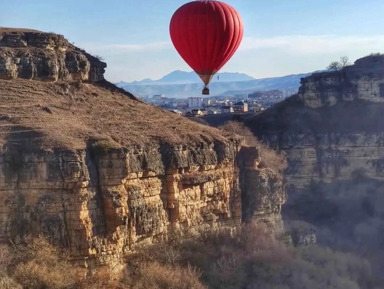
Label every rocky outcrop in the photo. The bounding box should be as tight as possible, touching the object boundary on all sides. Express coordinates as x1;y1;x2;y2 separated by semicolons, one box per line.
247;55;384;272
299;54;384;109
237;147;285;232
0;28;286;267
251;55;384;190
259;131;384;189
0;28;106;82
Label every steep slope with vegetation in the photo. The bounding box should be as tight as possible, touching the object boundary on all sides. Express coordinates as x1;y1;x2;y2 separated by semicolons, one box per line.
1;229;382;289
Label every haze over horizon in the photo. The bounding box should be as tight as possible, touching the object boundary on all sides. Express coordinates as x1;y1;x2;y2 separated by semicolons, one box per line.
1;0;384;83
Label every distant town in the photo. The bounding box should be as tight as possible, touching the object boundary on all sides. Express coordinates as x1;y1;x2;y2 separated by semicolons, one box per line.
137;89;296;117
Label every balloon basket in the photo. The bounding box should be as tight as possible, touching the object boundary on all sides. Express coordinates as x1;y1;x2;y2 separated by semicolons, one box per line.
202;87;210;95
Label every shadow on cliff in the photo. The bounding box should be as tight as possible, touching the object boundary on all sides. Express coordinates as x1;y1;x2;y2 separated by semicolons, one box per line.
284;175;384;281
246;95;384;136
2;125;45;151
2;125;45;183
1;126;67;241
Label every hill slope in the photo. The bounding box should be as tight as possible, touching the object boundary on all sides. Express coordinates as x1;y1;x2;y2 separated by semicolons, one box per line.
0;27;227;149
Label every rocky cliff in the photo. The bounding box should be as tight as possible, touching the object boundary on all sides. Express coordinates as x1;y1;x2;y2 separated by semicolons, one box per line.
247;54;384;275
0;28;106;83
299;54;384;109
0;28;285;266
250;54;384;188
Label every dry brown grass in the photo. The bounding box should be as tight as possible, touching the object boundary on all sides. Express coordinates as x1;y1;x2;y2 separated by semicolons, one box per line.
0;79;228;150
13;260;76;289
78;268;123;289
0;275;22;289
0;27;42;33
124;262;206;289
0;229;381;289
1;236;78;289
0;245;11;273
222;121;287;173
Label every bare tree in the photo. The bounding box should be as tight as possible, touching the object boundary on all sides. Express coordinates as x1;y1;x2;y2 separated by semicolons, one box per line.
327;56;350;71
339;56;350;67
327;61;342;71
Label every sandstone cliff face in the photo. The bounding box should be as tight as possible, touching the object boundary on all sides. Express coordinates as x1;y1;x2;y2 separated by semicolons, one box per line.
261;131;384;189
248;55;384;273
0;141;285;266
252;55;384;189
299;54;384;109
0;28;106;82
237;147;285;232
0;28;285;266
0;144;236;265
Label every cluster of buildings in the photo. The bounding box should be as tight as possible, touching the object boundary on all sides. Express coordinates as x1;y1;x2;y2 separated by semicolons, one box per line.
183;98;252;116
139;90;292;117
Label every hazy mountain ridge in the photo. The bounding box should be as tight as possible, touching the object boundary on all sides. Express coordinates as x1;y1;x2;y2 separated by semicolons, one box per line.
116;70;312;97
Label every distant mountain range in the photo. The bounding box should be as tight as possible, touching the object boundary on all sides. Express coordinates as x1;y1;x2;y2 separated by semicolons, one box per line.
116;70;313;98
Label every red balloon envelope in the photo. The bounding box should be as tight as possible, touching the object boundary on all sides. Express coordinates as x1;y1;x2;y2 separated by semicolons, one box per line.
170;0;243;95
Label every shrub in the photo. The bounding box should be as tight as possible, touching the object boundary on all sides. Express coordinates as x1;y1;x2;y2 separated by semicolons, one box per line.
124;262;206;289
9;236;78;289
0;275;22;289
91;139;117;156
0;245;11;273
78;266;123;289
126;224;382;289
13;260;76;289
1;229;382;289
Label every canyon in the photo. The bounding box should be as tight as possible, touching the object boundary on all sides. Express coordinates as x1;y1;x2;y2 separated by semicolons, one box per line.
247;55;384;274
0;28;285;266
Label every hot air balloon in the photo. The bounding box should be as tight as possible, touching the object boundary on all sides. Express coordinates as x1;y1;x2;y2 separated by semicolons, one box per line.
169;0;243;95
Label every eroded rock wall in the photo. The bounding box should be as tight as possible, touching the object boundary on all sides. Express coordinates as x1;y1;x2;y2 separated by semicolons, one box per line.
261;132;384;190
0;29;106;82
246;54;384;276
0;141;285;265
252;55;384;190
299;54;384;109
237;147;285;232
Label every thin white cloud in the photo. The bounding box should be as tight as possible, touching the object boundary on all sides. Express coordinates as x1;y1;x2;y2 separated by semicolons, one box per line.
86;35;384;56
81;34;384;82
85;41;172;52
239;35;384;54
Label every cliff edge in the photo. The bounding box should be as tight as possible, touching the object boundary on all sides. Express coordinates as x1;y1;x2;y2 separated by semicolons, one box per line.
247;54;384;275
0;28;285;266
0;27;106;83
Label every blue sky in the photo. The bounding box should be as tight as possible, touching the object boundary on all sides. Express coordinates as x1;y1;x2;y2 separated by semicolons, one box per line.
1;0;384;82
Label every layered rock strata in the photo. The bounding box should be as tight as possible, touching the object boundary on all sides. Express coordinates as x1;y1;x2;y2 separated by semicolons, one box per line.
0;28;106;82
0;143;236;265
0;28;286;266
247;54;384;279
237;147;285;232
299;54;384;109
0;140;285;266
250;55;384;190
